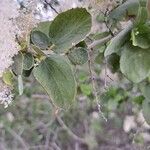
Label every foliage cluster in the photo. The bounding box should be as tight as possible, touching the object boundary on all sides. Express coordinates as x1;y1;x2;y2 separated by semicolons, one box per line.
2;0;150;126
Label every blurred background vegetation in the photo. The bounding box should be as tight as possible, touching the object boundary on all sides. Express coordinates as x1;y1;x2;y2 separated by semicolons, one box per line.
1;63;150;150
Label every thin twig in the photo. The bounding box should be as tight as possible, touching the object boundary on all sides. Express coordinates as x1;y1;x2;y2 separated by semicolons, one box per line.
56;116;87;144
44;0;59;14
29;145;48;150
87;48;107;122
104;16;114;36
75;142;79;150
100;9;114;36
104;58;108;89
5;127;29;150
45;130;51;150
52;142;61;150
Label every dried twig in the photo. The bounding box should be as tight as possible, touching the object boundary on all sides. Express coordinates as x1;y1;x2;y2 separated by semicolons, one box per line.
29;145;49;150
104;58;108;89
56;116;87;144
44;0;59;14
87;48;107;122
5;127;29;150
45;130;51;150
52;142;61;150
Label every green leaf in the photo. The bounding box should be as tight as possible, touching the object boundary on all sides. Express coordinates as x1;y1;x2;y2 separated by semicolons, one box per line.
107;100;118;111
136;23;150;33
104;22;133;57
33;54;76;108
22;68;33;77
120;43;150;83
31;31;50;49
31;44;46;56
109;0;139;20
67;47;88;65
135;7;148;26
140;83;150;101
12;52;23;76
49;8;92;53
2;70;14;86
96;13;105;23
107;54;120;73
139;0;147;6
142;99;150;125
35;21;51;36
147;0;150;17
95;52;104;64
131;29;150;49
23;52;34;70
78;71;88;82
131;6;149;49
133;95;144;105
131;24;150;49
75;41;87;48
91;32;110;40
80;84;92;96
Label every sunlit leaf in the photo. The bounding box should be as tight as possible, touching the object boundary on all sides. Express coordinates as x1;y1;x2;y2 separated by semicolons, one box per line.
80;84;92;96
2;70;14;86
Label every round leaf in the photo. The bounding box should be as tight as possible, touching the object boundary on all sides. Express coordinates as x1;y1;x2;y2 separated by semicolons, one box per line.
107;54;120;73
104;22;133;57
35;21;51;37
49;8;92;53
67;47;88;65
23;52;34;70
120;43;150;83
135;7;148;26
12;52;23;76
140;83;150;101
31;31;50;49
80;84;92;96
33;55;76;108
131;31;150;49
109;0;139;20
2;70;14;86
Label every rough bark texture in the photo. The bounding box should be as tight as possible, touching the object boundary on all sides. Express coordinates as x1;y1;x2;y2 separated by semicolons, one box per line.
0;0;19;75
